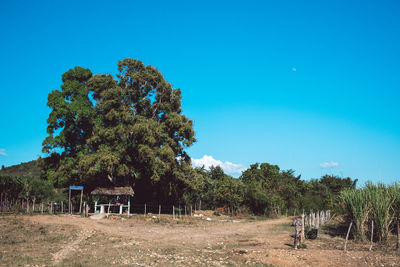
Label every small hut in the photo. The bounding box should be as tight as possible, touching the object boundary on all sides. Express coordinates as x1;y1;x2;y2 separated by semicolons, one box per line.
91;187;134;215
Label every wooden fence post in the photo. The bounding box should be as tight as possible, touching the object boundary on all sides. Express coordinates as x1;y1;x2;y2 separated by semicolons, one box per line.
79;190;83;214
396;218;400;251
344;221;353;251
301;212;305;243
159;205;161;218
173;205;175;219
68;188;71;214
369;220;374;251
316;211;320;229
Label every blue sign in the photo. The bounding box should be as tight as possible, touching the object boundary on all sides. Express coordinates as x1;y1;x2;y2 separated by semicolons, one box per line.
69;185;84;190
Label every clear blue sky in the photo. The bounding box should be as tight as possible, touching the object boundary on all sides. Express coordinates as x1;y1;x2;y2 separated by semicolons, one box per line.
1;0;399;184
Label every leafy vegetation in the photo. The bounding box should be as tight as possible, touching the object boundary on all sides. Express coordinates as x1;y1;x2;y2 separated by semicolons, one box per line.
339;182;400;243
0;160;41;178
1;58;360;218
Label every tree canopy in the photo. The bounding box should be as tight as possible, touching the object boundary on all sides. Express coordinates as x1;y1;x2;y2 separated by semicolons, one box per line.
42;59;196;203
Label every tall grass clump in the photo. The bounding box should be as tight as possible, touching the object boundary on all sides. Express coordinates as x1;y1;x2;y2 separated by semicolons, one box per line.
339;188;369;240
365;182;396;242
339;182;400;243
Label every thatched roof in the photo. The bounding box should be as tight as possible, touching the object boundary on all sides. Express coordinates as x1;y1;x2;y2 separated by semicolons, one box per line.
91;187;134;196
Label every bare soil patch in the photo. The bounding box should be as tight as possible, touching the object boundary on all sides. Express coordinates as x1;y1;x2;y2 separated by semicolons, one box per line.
0;214;399;266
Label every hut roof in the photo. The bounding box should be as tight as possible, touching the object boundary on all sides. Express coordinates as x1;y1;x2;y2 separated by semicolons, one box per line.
91;187;134;196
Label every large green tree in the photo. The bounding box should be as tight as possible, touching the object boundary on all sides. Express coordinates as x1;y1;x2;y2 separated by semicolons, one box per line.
240;163;302;215
43;59;196;203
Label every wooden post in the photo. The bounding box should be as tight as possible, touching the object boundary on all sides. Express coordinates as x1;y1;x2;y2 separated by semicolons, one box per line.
319;211;323;226
294;219;302;249
311;212;314;228
185;205;187;217
199;200;201;211
301;212;305;242
173;205;175;219
144;203;147;217
107;202;111;217
178;204;181;218
369;220;374;251
128;196;131;217
68;188;71;214
344;221;353;251
41;203;43;214
32;199;35;213
159;205;161;218
316;211;320;229
190;205;193;216
85;202;88;217
397;218;400;251
79;190;83;214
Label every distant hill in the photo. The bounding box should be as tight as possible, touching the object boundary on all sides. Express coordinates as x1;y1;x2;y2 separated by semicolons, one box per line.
0;160;41;177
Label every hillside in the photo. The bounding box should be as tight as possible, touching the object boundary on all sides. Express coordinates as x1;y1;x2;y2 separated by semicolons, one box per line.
0;159;41;177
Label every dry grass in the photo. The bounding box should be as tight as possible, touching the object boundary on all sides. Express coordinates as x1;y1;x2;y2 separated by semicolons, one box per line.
0;214;399;266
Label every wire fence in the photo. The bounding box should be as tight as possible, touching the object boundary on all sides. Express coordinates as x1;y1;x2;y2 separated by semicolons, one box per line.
0;198;202;218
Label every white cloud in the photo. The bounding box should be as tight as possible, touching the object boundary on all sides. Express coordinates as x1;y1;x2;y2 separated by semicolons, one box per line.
320;161;339;168
192;155;246;175
292;67;297;72
0;149;6;156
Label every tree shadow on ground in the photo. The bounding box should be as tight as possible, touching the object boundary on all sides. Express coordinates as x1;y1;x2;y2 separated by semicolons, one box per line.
323;221;354;239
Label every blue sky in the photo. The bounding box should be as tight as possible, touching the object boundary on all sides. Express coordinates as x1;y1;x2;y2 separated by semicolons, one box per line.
1;0;399;184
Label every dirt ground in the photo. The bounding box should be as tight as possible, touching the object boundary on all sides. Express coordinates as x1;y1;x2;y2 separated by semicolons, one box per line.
0;213;399;266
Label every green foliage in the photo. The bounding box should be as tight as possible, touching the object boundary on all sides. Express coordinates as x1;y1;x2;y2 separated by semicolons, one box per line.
301;175;357;212
35;58;362;212
0;175;54;202
240;163;302;215
297;243;307;249
0;160;41;178
198;166;244;211
365;182;397;242
42;59;196;204
339;182;400;242
339;188;369;240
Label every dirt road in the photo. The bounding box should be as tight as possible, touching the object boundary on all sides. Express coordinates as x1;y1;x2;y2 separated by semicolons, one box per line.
1;214;399;266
